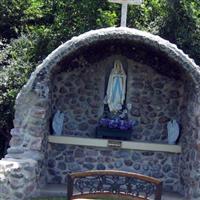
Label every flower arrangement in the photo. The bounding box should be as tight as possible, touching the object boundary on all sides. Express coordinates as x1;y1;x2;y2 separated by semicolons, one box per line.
97;103;137;137
98;117;136;131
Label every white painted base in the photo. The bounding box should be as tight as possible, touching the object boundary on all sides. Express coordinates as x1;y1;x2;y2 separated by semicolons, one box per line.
48;136;181;153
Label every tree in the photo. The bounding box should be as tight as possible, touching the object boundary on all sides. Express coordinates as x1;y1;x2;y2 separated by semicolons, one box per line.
157;0;200;64
0;35;37;156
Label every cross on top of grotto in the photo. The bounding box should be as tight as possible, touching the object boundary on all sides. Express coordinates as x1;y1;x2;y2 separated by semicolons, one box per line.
108;0;144;27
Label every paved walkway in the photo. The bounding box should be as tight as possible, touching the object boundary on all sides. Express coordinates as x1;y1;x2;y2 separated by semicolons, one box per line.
37;184;185;200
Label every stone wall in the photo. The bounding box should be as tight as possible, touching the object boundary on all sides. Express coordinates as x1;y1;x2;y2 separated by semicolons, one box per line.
1;27;200;200
47;144;181;192
52;62;105;137
48;55;184;193
127;60;184;142
0;77;51;199
51;55;184;143
179;88;200;198
0;158;38;200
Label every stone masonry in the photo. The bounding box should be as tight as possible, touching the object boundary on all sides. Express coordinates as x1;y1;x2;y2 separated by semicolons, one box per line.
47;144;181;192
0;27;200;200
47;55;184;193
52;62;105;137
51;55;184;141
0;159;37;200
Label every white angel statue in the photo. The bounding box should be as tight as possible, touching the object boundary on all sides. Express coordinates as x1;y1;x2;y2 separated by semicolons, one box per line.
52;110;64;135
167;119;180;144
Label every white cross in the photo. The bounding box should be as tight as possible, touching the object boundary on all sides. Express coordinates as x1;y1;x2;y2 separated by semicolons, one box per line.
108;0;143;27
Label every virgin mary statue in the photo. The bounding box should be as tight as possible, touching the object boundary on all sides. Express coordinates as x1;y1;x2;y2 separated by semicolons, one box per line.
105;60;126;113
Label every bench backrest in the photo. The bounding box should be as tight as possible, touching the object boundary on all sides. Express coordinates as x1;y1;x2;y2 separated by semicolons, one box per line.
67;170;162;200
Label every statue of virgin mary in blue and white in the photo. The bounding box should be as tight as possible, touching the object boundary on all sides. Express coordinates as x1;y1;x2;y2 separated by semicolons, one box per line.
105;60;126;113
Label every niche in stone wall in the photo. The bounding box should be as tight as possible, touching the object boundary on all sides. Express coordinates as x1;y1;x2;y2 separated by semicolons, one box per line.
50;41;186;143
126;60;184;142
51;58;105;138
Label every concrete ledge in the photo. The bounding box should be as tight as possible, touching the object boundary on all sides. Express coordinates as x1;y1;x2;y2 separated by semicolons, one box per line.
37;184;185;200
48;136;182;153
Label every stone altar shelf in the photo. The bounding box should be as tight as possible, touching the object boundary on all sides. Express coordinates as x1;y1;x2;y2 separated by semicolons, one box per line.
48;136;181;153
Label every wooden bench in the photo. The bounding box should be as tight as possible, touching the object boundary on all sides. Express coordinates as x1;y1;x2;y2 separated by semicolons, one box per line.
67;170;162;200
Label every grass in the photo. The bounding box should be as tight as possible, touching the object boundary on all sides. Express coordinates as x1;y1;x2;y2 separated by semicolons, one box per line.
32;198;66;200
30;197;128;200
32;198;121;200
32;198;106;200
32;198;117;200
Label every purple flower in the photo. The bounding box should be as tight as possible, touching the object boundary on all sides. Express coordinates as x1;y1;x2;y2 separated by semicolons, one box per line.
99;118;136;130
99;118;109;127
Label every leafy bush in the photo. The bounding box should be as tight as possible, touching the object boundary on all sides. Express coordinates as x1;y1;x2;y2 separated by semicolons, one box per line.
0;35;37;156
157;0;200;65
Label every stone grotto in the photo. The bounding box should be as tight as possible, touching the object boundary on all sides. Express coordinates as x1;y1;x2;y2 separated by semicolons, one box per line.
1;27;200;200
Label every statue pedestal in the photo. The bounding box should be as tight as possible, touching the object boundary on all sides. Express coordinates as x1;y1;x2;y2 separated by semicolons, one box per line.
96;127;132;140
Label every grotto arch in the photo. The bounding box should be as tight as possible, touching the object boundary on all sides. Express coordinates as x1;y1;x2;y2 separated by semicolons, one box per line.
1;27;200;200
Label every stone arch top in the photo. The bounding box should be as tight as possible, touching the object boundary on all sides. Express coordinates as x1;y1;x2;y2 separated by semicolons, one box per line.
27;27;200;91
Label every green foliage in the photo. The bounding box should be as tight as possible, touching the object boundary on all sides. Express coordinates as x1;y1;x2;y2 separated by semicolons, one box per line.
32;198;65;200
0;0;54;39
156;0;200;65
96;9;118;27
128;0;165;31
31;197;121;200
127;0;200;65
0;0;30;38
0;35;36;137
1;0;198;63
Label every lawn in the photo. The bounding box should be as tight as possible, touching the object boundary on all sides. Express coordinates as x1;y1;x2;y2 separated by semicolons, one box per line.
32;198;66;200
30;197;129;200
32;198;115;200
30;197;115;200
32;198;102;200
